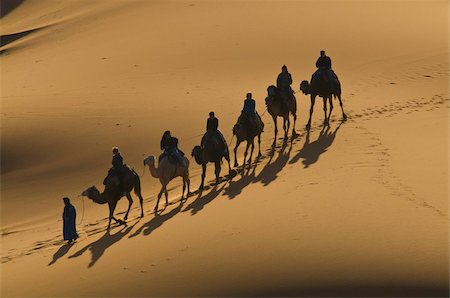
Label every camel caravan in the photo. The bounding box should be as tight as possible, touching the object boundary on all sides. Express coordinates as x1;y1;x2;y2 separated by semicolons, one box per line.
82;51;347;230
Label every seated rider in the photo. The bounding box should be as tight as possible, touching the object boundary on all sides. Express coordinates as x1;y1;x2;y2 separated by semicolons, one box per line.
276;65;294;104
160;130;186;166
201;112;227;148
104;147;124;191
237;92;263;132
315;50;334;84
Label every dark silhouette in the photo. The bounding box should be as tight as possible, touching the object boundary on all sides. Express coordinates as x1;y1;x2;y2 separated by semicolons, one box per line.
82;166;144;230
201;112;227;148
265;85;298;145
300;51;346;130
104;147;124;192
290;121;343;168
191;133;232;191
233;93;264;169
160;131;186;166
276;65;295;107
143;154;190;212
316;50;332;70
62;197;78;243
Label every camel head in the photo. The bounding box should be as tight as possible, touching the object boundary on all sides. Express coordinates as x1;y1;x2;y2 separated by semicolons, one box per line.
300;80;311;95
265;85;277;107
191;145;203;165
81;185;108;204
143;155;155;167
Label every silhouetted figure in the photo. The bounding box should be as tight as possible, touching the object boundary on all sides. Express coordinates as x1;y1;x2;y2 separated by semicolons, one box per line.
62;197;78;244
104;147;124;192
201;112;227;154
276;65;295;105
316;50;332;70
315;50;335;85
238;92;263;132
160;130;185;166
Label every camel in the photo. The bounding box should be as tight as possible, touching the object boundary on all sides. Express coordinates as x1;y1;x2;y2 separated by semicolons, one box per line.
300;70;347;130
232;118;263;169
265;85;298;145
143;154;190;212
191;133;232;190
82;166;144;230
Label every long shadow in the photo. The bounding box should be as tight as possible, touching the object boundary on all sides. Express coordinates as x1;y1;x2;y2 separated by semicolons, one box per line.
68;220;140;268
129;203;184;238
1;0;24;18
256;137;294;186
48;242;75;266
289;121;343;168
223;138;294;199
182;184;226;215
223;156;261;199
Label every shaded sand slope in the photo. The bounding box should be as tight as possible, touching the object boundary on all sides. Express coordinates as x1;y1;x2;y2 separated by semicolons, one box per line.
1;0;447;225
1;0;449;296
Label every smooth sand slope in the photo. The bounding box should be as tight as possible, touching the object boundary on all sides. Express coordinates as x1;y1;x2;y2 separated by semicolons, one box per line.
1;0;449;296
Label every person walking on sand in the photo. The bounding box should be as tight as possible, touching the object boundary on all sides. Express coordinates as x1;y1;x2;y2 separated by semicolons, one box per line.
62;197;78;244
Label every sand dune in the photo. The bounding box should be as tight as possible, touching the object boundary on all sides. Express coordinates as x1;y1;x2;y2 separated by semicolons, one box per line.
1;0;448;296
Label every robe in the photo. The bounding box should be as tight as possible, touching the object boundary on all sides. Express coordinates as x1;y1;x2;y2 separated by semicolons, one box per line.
63;204;78;241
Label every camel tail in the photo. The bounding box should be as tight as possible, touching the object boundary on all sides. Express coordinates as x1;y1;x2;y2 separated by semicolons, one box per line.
133;172;142;196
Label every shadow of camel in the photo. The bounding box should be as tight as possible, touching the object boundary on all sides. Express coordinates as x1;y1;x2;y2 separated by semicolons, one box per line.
223;156;261;199
256;137;294;186
48;242;75;266
289;120;344;168
182;183;226;215
223;138;294;199
129;202;184;238
68;219;140;268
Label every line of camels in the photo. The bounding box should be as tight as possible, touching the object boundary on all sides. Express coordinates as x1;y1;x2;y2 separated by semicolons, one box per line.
82;72;347;230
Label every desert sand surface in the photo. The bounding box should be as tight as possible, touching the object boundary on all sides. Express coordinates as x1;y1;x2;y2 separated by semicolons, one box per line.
1;0;449;297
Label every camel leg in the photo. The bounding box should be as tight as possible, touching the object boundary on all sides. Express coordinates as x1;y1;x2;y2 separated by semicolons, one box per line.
199;164;206;191
283;117;287;139
234;139;241;167
337;94;347;120
181;176;186;200
155;185;164;212
306;94;316;130
248;139;255;163
214;160;221;184
124;192;133;220
243;141;250;170
108;200;121;230
134;180;144;217
272;115;278;146
323;97;328;125
292;98;298;136
187;175;191;196
257;134;262;157
164;185;169;208
328;96;334;120
225;149;232;173
286;116;290;139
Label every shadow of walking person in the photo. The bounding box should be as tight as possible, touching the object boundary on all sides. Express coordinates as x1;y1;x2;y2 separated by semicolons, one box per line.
290;120;344;168
68;220;139;268
48;243;74;266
